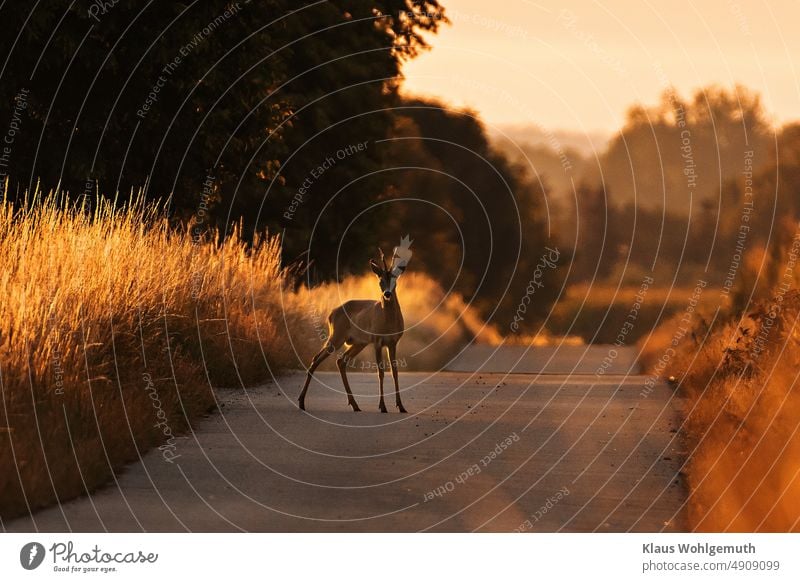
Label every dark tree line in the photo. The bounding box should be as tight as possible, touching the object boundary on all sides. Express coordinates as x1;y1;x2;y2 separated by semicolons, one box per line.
0;1;561;332
0;2;445;264
379;98;559;327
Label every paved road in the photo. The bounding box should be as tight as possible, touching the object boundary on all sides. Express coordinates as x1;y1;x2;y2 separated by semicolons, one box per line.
6;346;687;532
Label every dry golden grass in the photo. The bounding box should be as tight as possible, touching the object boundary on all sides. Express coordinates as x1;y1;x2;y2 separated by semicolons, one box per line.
549;282;718;344
0;191;319;518
639;288;800;531
0;190;489;519
562;282;699;306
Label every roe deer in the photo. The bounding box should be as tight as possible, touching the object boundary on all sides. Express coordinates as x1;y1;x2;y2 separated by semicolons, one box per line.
299;239;412;412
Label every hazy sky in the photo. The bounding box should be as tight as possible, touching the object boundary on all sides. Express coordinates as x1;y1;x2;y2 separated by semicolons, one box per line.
401;0;800;134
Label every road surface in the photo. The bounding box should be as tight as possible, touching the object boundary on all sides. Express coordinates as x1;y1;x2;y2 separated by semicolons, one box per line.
5;345;687;532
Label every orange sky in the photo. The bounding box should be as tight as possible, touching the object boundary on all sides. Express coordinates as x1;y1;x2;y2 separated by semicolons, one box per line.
401;0;800;134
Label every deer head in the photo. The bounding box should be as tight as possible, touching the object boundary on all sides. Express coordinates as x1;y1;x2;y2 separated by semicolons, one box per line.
370;237;412;301
300;236;413;413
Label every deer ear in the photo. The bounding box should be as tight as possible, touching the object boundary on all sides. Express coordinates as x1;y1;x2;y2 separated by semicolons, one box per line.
369;259;383;276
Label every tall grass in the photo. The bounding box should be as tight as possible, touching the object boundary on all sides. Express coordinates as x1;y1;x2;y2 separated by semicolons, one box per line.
550;283;709;343
0;190;489;519
0;190;317;518
639;236;800;531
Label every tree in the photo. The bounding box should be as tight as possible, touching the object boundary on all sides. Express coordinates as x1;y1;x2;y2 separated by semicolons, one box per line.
572;182;617;282
379;98;560;330
0;1;446;278
600;85;771;215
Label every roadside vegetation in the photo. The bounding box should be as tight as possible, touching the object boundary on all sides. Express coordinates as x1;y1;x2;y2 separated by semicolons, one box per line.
639;236;800;532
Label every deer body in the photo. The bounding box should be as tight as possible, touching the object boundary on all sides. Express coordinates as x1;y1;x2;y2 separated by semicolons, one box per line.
298;245;410;413
330;299;404;347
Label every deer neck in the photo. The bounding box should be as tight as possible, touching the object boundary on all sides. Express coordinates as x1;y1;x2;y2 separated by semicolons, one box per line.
380;294;400;313
380;294;403;329
378;293;404;337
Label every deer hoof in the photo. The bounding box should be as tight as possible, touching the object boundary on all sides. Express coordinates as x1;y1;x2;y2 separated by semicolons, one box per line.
397;405;408;413
379;404;388;413
350;402;361;412
298;400;306;411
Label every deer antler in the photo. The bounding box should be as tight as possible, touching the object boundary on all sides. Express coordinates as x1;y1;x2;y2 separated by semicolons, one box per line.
378;247;388;271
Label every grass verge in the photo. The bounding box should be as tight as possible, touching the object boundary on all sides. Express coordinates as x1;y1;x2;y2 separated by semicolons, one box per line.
638;293;800;531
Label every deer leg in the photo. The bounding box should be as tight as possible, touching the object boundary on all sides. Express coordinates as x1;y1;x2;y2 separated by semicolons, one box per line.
375;343;387;413
388;343;407;413
338;343;366;412
298;343;334;410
